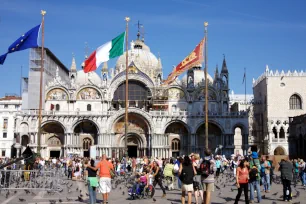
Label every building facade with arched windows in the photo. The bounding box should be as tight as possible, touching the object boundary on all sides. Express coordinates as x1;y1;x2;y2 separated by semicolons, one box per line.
13;39;248;159
252;65;306;156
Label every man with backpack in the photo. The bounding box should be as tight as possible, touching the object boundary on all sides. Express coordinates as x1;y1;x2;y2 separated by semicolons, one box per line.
201;149;215;204
249;154;262;203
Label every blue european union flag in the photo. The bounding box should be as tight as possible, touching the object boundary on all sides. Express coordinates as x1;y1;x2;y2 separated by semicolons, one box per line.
0;24;41;65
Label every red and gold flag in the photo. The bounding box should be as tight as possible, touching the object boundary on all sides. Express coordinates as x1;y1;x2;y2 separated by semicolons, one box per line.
163;37;205;85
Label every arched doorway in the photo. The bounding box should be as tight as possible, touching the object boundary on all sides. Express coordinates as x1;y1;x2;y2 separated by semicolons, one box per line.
74;120;98;157
196;122;222;155
274;146;286;155
47;136;62;158
164;122;188;156
42;121;65;158
114;113;149;158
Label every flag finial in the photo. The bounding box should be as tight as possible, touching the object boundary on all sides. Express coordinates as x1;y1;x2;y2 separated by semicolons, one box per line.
41;10;46;16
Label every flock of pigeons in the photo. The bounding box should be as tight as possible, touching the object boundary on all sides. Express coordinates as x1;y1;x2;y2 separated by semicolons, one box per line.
0;170;304;204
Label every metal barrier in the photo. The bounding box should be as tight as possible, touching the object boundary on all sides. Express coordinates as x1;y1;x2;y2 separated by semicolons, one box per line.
0;169;63;193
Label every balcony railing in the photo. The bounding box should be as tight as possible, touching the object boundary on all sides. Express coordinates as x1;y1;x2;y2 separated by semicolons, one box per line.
272;138;287;143
149;110;248;117
18;110;113;116
18;109;248;117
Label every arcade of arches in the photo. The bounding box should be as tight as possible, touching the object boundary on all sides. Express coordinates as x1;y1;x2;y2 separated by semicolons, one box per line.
34;120;98;158
164;122;245;157
16;118;246;158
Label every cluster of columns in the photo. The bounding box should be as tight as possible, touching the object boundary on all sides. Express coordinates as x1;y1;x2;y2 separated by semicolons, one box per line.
151;148;170;158
151;134;169;146
270;126;289;142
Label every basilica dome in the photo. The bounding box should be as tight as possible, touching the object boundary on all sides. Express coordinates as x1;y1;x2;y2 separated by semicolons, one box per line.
75;70;101;86
115;40;159;79
181;67;214;87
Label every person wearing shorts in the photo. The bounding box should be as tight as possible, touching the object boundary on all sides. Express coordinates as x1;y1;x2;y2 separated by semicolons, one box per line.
202;149;215;204
88;154;114;204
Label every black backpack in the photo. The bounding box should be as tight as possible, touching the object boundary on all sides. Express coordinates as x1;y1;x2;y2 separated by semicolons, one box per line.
249;168;258;181
200;159;213;178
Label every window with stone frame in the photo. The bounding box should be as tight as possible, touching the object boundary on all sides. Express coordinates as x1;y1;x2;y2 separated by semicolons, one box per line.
87;104;91;111
289;94;302;109
171;139;180;151
3;118;8;130
83;138;92;150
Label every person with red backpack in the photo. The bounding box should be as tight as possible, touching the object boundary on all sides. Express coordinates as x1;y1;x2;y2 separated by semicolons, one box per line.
201;149;215;204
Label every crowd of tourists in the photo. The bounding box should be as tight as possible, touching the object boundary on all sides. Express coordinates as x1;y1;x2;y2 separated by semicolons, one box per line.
1;150;306;204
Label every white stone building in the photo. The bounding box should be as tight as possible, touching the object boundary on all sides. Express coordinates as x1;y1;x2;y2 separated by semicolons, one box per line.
252;65;306;155
0;95;22;158
229;90;254;112
13;38;248;159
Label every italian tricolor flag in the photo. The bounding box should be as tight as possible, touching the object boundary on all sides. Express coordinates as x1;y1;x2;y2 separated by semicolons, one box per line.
84;32;125;73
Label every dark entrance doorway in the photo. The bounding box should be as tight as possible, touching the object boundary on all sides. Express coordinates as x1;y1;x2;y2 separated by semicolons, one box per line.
84;151;90;157
50;151;60;158
128;146;137;157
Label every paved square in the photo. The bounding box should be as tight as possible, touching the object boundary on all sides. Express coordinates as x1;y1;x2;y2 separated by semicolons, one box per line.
0;172;305;204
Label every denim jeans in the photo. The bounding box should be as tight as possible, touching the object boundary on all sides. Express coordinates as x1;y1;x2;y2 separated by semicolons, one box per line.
261;174;270;191
88;181;97;204
249;180;261;202
302;172;306;186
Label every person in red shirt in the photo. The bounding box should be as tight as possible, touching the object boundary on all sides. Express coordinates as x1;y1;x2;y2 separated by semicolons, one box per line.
88;154;114;204
234;159;249;204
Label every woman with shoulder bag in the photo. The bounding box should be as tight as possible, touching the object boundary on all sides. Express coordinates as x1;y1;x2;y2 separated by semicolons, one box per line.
86;159;98;204
179;156;197;204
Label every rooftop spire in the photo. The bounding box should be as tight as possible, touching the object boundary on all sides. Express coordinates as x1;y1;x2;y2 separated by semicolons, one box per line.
70;53;77;72
214;64;219;79
102;61;108;72
221;54;228;73
136;20;142;40
157;53;162;70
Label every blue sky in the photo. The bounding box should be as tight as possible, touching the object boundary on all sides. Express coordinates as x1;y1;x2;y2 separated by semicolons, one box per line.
0;0;306;96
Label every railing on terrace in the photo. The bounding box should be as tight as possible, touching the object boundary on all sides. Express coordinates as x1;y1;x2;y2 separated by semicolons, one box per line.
149;110;248;117
18;109;248;117
18;110;114;116
272;138;287;143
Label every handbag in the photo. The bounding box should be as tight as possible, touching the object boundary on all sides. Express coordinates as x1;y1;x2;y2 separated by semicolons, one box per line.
104;161;115;179
173;163;179;174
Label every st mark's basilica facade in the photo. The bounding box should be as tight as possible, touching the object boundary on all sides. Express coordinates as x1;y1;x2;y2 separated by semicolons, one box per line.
14;38;248;159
